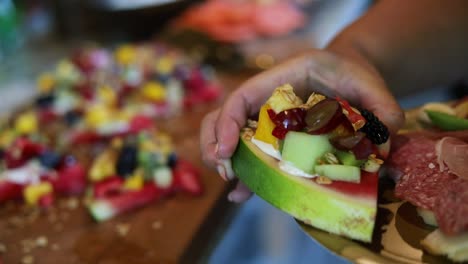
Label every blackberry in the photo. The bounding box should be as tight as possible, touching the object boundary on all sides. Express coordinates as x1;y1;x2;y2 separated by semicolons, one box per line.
359;109;389;145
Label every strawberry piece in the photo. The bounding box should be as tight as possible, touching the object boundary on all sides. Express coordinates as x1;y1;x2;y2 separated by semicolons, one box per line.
70;131;102;145
129;115;154;133
88;183;161;222
0;180;23;203
93;176;124;198
38;192;55;208
172;159;203;196
38;109;59;123
4;137;46;169
51;161;87;195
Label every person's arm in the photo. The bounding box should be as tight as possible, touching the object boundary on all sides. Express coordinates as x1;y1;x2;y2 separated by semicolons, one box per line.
327;0;468;96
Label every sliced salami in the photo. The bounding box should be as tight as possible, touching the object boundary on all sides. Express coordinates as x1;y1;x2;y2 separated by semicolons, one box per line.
387;131;468;235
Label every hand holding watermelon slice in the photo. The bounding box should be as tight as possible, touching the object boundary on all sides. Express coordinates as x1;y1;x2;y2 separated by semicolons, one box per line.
200;51;404;203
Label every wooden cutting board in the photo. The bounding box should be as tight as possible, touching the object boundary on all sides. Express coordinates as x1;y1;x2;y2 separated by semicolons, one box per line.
0;72;252;264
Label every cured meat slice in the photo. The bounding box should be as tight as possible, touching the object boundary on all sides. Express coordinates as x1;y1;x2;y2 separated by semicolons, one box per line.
434;178;468;235
435;137;468;179
387;131;468;235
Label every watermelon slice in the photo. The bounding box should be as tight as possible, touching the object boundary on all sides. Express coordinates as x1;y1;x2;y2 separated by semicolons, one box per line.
232;131;378;242
88;183;164;222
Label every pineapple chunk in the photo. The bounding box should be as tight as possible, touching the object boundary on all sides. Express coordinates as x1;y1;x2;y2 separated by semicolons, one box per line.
255;104;279;149
266;84;303;113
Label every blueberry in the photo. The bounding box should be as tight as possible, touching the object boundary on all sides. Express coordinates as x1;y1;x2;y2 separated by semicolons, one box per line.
116;144;138;178
64;110;82;126
167;152;177;168
35;94;55;108
39;151;61;169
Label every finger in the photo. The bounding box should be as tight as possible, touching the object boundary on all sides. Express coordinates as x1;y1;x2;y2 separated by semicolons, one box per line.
215;55;318;158
200;109;220;168
227;181;253;203
334;58;405;134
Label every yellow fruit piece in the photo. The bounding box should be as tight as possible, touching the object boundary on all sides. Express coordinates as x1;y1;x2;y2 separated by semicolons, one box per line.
85;105;113;128
141;81;166;102
255;104;279;149
115;45;136;65
123;170;145;191
37;73;55;93
266;84;303;113
155;56;174;75
97;85;117;107
89;149;117;182
15;111;38;134
23;182;53;206
55;60;79;82
0;130;16;148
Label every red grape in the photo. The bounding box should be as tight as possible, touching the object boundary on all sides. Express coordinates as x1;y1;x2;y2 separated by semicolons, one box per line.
268;108;306;139
330;131;366;150
305;99;343;134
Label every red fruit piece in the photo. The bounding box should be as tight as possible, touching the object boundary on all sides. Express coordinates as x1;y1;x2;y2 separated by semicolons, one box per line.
336;97;366;131
4;137;46;169
88;183;161;222
51;161;87;195
129;115;154;133
0;180;23;203
93;176;124;198
38;192;55;208
305;99;343;134
268;108;306;139
38;109;59;123
173;159;203;196
70;131;102;145
330;131;366;150
351;137;375;160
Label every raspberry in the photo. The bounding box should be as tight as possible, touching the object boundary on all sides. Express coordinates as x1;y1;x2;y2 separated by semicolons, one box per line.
359;109;389;145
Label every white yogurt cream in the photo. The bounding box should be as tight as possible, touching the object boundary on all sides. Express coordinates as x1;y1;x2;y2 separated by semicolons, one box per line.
251;136;318;179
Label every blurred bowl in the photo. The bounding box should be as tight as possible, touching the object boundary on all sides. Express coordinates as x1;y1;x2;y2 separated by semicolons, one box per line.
89;0;184;11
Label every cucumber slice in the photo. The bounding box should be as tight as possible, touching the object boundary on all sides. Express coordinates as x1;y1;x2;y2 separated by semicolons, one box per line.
426;110;468;131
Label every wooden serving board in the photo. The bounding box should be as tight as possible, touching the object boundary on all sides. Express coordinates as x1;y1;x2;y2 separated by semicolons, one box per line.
0;72;251;264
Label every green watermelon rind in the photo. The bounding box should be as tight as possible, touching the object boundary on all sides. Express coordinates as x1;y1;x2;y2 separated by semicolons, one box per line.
231;135;377;242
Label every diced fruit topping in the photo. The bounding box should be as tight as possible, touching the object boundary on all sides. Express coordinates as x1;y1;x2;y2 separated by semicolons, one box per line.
281;132;333;173
251;84;389;184
359;109;389;145
152;166;173;188
89;149;117;182
23;182;53;206
335;150;365;167
116;142;138;178
336;98;366;131
253;104;278;148
305;99;344;134
330;132;365;150
266;84;303;113
268;108;306;139
314;164;361;183
123;170;145;191
14;112;38;135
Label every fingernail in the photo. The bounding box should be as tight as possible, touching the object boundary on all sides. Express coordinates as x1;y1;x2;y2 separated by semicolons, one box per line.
214;143;219;156
220;159;234;180
227;192;234;202
217;165;228;181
